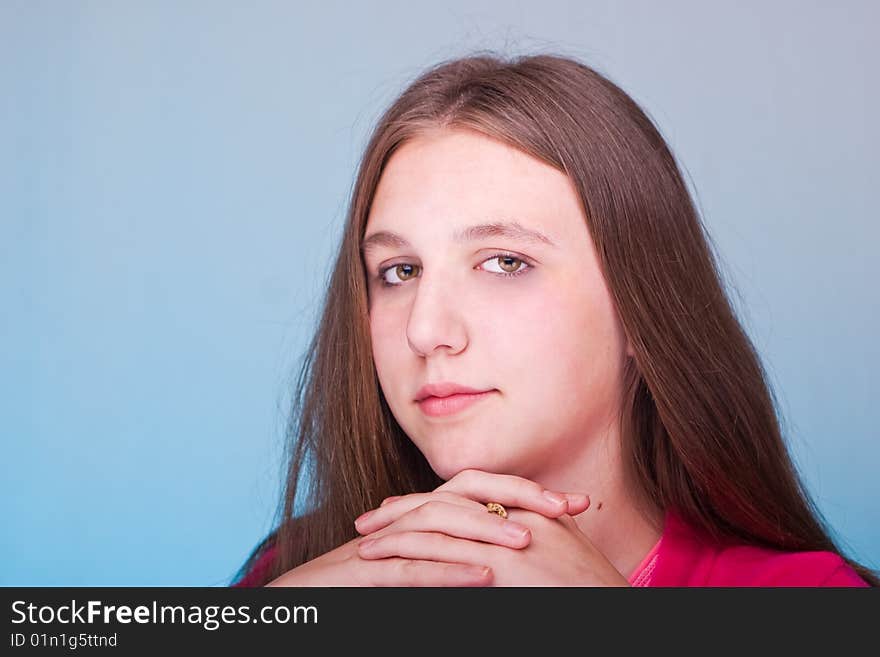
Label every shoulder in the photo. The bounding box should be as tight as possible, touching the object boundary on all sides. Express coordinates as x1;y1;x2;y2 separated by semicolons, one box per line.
708;544;869;587
651;508;870;587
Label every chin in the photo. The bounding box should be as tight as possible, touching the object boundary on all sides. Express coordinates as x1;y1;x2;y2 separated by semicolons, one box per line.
424;452;511;482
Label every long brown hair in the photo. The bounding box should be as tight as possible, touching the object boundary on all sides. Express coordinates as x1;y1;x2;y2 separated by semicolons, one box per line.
234;51;879;586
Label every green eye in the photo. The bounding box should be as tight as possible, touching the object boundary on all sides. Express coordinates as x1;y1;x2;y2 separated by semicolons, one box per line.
376;252;532;288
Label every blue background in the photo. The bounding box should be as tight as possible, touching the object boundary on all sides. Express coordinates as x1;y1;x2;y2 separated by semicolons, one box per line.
2;1;877;585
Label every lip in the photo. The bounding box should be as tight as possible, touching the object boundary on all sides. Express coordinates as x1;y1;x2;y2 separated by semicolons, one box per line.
416;388;496;418
415;382;493;402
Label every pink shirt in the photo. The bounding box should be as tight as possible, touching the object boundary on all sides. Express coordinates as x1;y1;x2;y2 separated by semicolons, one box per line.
628;507;870;587
234;507;871;587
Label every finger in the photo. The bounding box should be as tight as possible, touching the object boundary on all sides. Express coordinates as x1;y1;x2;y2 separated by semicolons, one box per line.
363;500;532;549
564;493;591;515
359;530;507;567
436;469;590;518
365;557;493;587
355;491;484;534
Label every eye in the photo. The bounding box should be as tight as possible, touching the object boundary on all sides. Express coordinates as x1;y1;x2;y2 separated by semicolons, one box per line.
378;263;421;286
375;252;533;288
480;254;530;276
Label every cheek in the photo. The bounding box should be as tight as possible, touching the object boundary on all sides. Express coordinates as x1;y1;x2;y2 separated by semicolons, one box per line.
369;308;403;397
369;301;402;352
506;283;626;402
504;283;584;354
473;282;550;346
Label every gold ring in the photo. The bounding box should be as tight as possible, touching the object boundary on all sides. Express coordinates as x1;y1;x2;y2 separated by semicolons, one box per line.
486;502;508;518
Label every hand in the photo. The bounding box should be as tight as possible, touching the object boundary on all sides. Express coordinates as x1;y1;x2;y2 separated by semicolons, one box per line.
354;469;627;586
265;536;493;587
355;468;591;538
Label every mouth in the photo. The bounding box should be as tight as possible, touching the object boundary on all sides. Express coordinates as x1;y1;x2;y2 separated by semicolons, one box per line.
416;390;496;418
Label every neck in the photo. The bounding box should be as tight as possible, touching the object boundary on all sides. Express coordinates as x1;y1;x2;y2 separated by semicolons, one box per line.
526;418;664;580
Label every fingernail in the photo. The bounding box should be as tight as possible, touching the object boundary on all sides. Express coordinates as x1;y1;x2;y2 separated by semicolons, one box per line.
380;496;400;507
355;510;374;525
543;490;566;506
466;566;492;580
567;493;590;506
503;522;530;540
359;538;376;549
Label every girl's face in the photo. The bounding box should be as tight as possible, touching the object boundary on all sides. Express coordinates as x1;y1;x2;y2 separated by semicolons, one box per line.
363;128;633;482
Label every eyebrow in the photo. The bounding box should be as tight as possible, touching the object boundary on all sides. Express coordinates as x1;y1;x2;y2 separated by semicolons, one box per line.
361;220;557;255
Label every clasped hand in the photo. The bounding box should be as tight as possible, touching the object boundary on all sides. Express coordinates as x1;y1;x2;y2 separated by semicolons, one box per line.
267;469;629;587
354;469;628;586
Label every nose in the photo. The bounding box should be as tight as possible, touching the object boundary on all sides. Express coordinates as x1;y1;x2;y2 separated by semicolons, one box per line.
405;271;468;358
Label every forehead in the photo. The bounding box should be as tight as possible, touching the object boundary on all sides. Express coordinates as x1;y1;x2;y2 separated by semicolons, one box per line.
364;129;586;248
